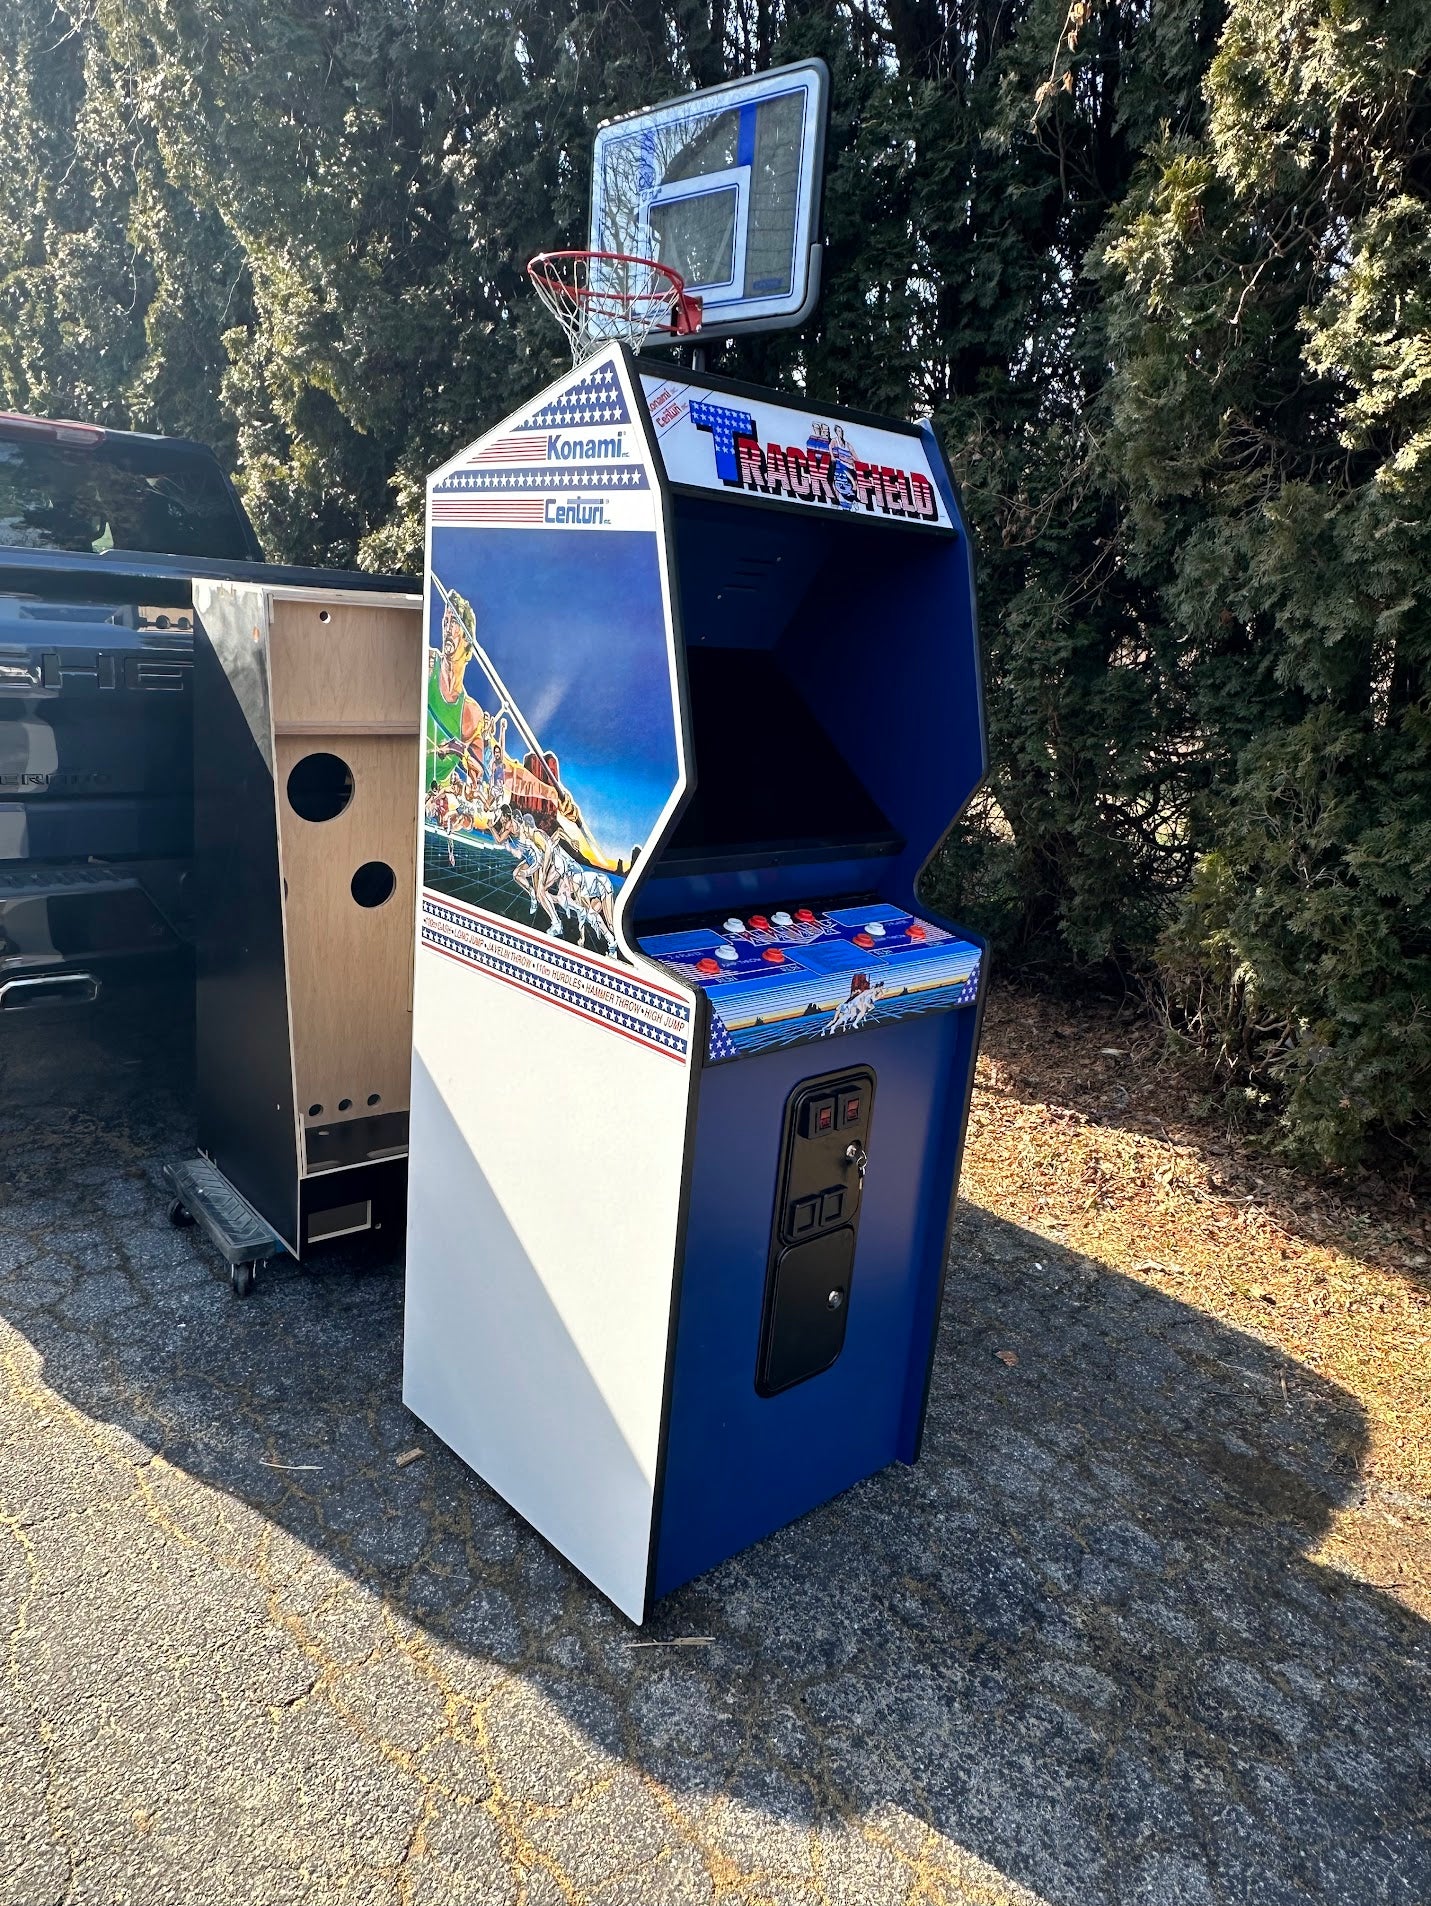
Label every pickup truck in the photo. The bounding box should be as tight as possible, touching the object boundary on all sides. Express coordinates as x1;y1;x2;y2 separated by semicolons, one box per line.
0;412;411;1013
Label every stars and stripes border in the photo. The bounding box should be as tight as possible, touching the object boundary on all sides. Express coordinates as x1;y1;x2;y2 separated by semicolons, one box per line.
431;497;546;524
474;433;548;463
511;362;630;432
436;464;648;496
421;893;694;1063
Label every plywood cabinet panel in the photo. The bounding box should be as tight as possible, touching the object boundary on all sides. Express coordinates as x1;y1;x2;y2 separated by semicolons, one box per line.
275;731;418;1130
269;594;423;733
192;579;423;1253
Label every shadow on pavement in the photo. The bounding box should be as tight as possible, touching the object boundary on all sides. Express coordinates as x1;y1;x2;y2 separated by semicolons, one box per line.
1;992;1427;1905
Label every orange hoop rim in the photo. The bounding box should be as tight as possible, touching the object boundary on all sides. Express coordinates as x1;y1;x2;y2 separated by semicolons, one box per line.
527;249;686;305
526;249;700;360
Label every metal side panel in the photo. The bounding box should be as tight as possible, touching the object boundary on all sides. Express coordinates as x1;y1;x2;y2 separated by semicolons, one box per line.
191;582;300;1250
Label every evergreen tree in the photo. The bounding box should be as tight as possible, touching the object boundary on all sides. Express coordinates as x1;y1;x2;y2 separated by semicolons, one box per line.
0;0;1425;1169
0;0;244;449
1098;0;1431;1168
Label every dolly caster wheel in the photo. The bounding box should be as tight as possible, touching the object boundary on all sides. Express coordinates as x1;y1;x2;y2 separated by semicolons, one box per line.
168;1198;195;1228
230;1262;256;1300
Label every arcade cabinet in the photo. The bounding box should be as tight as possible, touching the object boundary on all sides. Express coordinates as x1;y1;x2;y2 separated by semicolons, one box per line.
169;579;423;1293
405;343;987;1618
403;61;988;1620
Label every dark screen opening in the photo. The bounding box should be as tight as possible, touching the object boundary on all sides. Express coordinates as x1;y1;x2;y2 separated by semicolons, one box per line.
660;646;900;869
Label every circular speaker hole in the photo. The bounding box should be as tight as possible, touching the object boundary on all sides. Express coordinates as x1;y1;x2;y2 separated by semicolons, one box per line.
287;752;353;822
351;860;396;908
367;1093;381;1107
308;1103;323;1117
338;1097;352;1111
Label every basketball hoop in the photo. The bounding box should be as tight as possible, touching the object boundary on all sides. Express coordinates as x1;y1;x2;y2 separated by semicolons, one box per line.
526;250;702;363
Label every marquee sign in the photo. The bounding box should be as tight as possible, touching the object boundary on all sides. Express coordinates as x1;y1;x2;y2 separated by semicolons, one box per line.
641;375;951;528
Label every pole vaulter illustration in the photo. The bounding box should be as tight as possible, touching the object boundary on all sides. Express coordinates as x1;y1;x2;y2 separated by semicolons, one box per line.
428;573;618;874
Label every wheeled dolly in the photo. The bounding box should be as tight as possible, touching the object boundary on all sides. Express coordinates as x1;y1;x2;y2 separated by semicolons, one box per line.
162;1157;283;1297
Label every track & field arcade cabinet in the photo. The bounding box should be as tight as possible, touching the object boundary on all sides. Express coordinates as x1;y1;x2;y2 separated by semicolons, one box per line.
404;64;989;1621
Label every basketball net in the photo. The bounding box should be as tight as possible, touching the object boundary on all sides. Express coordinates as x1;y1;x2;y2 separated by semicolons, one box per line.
527;251;702;363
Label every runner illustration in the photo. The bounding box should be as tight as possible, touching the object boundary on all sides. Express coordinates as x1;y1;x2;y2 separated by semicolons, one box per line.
807;420;857;510
491;802;561;933
427;572;633;956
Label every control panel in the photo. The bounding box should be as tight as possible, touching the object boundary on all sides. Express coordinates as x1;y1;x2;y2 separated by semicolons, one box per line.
757;1067;874;1396
638;901;981;1064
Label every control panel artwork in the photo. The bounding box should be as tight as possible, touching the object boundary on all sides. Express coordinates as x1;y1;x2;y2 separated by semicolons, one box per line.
639;902;980;1063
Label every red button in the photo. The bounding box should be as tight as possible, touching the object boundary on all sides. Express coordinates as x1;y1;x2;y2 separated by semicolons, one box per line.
749;914;770;930
796;908;815;923
854;932;874;948
761;947;786;963
696;957;720;974
908;923;926;941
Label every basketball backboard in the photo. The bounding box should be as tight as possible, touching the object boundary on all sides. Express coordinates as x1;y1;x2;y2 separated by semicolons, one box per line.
590;60;829;342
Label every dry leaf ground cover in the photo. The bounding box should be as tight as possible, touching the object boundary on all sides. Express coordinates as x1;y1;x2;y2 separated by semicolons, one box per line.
966;985;1431;1618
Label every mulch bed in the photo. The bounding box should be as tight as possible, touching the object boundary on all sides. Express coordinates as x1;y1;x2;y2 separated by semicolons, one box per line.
965;981;1431;1615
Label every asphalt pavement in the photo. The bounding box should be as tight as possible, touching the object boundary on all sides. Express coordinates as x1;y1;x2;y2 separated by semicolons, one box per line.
0;990;1426;1905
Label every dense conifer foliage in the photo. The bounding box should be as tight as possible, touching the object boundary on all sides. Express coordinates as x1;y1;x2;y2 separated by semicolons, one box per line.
0;0;1425;1171
1093;0;1431;1172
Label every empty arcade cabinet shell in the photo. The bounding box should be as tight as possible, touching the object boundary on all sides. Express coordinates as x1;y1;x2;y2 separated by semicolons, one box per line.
190;579;423;1258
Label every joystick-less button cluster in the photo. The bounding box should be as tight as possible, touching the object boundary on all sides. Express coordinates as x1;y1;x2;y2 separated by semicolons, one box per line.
680;905;936;982
720;907;818;934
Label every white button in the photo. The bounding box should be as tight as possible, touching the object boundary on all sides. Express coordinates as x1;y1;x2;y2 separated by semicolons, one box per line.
722;918;744;934
771;910;793;927
715;944;738;963
865;921;886;937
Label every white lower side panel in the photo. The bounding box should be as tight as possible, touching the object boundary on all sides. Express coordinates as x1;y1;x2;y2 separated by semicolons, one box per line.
404;940;694;1622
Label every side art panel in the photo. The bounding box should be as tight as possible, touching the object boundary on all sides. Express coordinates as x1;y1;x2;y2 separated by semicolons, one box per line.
405;349;698;1621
